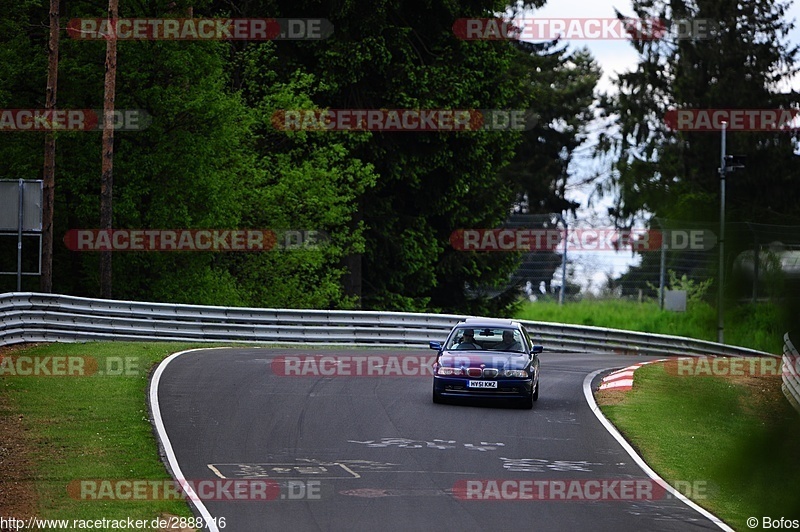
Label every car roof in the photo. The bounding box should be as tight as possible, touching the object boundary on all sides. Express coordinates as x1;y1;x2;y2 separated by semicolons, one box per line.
458;318;520;328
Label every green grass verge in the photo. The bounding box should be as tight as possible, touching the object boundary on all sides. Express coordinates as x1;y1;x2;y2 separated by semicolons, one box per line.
515;299;785;354
0;342;231;525
599;362;800;529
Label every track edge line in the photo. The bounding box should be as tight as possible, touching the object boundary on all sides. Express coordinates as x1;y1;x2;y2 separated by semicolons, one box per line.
149;347;234;532
582;367;734;532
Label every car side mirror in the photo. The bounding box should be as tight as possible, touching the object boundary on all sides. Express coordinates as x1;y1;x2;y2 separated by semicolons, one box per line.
429;341;442;351
531;345;543;354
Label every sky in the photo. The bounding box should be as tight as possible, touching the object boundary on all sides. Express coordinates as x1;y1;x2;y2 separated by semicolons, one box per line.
523;0;800;92
512;0;800;294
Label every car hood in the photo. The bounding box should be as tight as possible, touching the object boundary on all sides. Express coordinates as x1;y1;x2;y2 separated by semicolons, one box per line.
438;351;530;371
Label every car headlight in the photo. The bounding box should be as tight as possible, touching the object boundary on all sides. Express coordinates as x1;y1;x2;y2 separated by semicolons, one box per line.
436;367;464;376
502;369;529;378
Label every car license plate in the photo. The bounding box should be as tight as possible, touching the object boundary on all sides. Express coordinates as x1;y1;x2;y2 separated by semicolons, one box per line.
468;380;497;389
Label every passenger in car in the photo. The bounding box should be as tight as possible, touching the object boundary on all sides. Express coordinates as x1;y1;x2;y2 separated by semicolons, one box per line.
492;330;522;352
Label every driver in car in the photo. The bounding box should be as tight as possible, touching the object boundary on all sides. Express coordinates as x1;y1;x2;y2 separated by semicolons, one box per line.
457;329;482;349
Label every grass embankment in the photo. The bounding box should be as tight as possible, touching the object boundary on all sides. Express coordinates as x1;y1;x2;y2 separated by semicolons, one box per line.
515;299;785;354
0;342;222;526
516;299;799;527
597;362;800;529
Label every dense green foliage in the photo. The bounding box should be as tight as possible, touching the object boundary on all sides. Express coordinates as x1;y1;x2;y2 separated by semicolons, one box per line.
2;0;796;321
0;0;599;312
599;0;800;226
596;0;800;328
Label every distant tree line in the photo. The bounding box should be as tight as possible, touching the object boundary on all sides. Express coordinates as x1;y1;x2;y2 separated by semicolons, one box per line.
2;0;796;320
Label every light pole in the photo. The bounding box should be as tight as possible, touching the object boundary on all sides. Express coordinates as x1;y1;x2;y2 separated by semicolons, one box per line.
718;121;727;344
717;124;746;344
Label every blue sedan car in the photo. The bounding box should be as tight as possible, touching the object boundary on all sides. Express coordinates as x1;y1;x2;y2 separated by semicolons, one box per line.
430;318;542;409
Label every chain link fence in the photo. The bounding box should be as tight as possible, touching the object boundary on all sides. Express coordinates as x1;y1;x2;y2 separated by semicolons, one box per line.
493;215;800;305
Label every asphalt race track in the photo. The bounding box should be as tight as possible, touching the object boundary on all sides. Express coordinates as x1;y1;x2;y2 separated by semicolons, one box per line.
151;348;727;532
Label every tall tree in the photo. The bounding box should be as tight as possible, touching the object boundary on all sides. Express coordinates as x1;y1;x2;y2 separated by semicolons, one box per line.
599;0;800;322
100;0;118;298
41;0;59;293
1;0;601;313
599;0;800;225
226;44;379;308
499;41;601;299
502;42;600;216
216;0;599;314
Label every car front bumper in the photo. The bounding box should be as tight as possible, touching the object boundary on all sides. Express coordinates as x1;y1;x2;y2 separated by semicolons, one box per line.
433;376;533;400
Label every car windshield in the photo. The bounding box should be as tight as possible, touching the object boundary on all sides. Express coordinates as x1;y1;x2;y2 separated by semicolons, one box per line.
445;327;525;352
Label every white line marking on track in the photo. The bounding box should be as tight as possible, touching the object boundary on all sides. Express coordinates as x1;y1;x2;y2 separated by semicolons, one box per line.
207;464;225;479
150;348;229;532
583;367;734;532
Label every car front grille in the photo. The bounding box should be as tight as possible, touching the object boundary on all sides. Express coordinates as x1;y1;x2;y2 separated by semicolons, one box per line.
444;384;521;394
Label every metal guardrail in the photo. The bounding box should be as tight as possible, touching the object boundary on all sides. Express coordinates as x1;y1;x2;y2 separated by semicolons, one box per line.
0;292;776;359
782;333;800;414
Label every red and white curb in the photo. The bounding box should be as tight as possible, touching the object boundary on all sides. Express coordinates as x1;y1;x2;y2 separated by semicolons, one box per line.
598;359;668;391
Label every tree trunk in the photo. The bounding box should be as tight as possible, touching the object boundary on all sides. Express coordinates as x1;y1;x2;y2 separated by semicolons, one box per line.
41;0;60;293
100;0;118;298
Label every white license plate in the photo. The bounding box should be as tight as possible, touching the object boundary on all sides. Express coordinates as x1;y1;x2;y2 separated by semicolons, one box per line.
468;380;497;389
